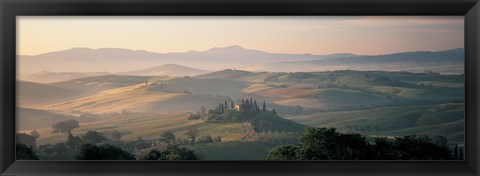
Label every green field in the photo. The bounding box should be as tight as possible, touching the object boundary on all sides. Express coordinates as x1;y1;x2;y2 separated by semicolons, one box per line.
33;111;281;146
284;103;464;145
18;69;465;159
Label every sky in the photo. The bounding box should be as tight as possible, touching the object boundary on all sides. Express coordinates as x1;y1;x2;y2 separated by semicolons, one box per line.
17;16;464;56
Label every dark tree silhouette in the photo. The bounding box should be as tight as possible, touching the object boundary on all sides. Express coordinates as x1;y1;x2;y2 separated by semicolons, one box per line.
459;147;464;160
266;144;297;160
74;143;135;160
263;101;266;112
393;135;453;160
140;144;199;160
38;143;74;160
66;131;83;149
454;144;458;159
266;127;454;160
16;143;39;160
250;98;254;111
51;120;80;135
159;131;176;144
82;131;108;144
242;99;246;112
29;130;40;139
373;137;395;159
295;127;372;160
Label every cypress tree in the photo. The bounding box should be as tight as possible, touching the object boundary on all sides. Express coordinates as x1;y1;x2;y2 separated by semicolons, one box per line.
242;99;245;112
250;98;253;111
454;144;458;159
263;101;266;112
459;148;464;160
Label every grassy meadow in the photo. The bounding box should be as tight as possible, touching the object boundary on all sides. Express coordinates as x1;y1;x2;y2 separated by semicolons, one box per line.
15;15;465;161
16;67;465;160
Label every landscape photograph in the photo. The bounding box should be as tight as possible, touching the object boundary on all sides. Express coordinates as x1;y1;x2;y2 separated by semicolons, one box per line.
16;16;465;160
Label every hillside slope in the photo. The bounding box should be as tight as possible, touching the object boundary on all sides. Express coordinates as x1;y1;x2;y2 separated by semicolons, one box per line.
39;82;229;114
119;64;209;77
18;71;108;84
285;103;464;145
17;81;83;106
17;107;75;131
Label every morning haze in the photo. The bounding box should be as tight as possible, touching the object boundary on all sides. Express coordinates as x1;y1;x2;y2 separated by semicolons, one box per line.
17;16;463;56
15;16;465;161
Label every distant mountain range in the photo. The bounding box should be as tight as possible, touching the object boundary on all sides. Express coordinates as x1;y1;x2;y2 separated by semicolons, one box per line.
18;45;349;73
315;48;464;64
244;48;464;74
18;46;464;76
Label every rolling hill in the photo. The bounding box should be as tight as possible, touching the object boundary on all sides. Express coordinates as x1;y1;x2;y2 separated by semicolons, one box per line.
17;81;83;106
17;107;75;131
119;64;209;77
50;75;153;94
34;111;266;146
22;69;464;149
15;43;467;160
284;103;464;145
18;71;108;84
31;69;464;115
196;69;271;82
39;80;231;114
150;76;251;99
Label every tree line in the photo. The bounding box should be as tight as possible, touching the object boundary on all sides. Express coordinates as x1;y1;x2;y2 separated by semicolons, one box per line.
266;127;463;160
190;98;305;133
158;130;221;146
16;120;201;160
189;98;277;123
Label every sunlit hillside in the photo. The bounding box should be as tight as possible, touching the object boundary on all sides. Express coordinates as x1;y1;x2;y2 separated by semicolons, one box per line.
16;48;465;160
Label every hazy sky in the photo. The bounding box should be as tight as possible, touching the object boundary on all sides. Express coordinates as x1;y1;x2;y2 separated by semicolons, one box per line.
17;16;463;56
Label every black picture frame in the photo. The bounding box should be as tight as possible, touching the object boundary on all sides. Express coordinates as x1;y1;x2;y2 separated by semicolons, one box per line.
1;0;479;175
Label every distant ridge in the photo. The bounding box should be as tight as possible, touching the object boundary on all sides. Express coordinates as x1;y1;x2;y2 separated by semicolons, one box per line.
247;48;464;74
18;46;463;74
